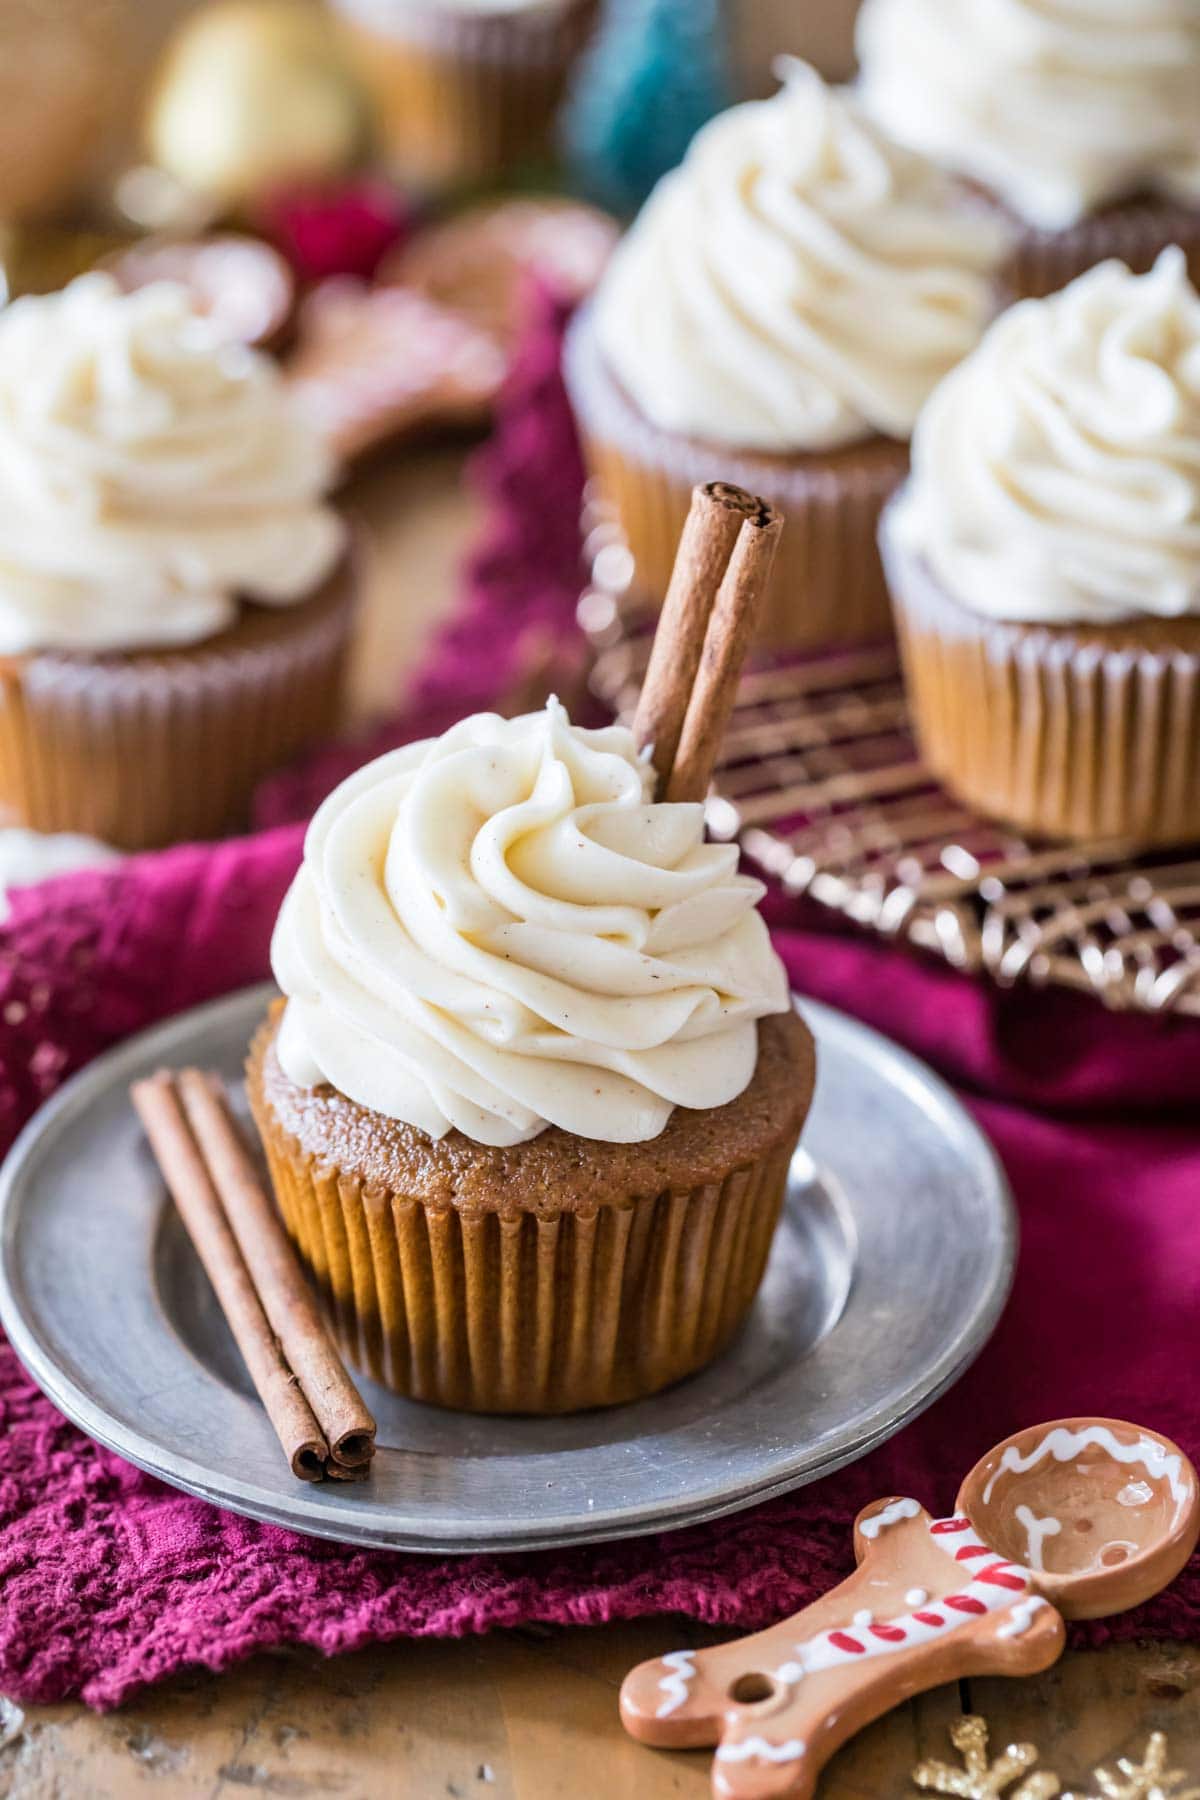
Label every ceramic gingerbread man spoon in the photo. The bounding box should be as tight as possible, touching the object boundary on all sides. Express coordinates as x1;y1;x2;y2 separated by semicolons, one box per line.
620;1417;1199;1800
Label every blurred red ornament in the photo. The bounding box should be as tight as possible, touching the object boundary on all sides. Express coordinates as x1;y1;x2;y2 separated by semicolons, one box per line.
257;179;413;284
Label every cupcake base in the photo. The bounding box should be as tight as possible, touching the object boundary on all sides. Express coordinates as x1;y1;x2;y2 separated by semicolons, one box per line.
0;558;356;851
248;1004;816;1414
563;306;906;652
337;0;596;194
882;512;1200;848
971;186;1200;301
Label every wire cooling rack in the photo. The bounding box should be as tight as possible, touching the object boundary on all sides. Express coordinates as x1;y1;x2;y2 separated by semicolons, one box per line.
577;498;1200;1017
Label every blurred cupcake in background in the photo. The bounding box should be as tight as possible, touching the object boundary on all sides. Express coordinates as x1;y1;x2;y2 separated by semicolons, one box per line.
332;0;597;196
855;0;1200;299
0;275;353;851
564;61;1010;651
882;249;1200;849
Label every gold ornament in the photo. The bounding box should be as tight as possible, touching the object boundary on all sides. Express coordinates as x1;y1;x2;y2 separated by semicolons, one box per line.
145;1;367;210
913;1716;1061;1799
1067;1734;1200;1800
913;1720;1200;1800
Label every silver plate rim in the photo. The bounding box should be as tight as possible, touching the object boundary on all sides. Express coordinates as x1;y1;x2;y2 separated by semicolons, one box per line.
0;983;1016;1555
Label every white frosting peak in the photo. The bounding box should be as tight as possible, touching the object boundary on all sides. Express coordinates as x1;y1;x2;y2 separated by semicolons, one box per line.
890;250;1200;627
272;701;790;1147
592;62;1009;454
0;275;344;655
856;0;1200;231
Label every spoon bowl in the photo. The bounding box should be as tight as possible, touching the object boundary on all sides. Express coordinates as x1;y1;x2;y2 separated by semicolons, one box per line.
957;1416;1199;1620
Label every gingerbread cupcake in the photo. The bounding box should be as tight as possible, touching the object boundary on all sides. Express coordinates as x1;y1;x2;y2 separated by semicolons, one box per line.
564;62;1009;651
0;274;353;851
855;0;1200;299
249;698;814;1413
333;0;596;195
883;248;1200;848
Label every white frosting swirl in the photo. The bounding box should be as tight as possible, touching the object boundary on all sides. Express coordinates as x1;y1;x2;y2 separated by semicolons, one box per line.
272;701;790;1147
856;0;1200;231
591;61;1009;454
0;275;344;656
890;249;1200;626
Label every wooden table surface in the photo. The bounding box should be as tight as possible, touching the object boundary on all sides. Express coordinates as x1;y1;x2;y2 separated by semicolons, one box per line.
7;448;1199;1799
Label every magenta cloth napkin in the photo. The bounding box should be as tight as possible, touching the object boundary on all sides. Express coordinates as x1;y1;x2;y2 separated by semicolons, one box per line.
1;295;1198;1710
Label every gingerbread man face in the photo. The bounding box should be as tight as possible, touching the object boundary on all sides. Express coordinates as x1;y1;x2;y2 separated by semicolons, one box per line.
621;1499;1065;1800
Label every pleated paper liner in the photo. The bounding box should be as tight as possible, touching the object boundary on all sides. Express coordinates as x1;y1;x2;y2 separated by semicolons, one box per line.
883;526;1200;850
579;497;1200;1017
335;0;597;194
247;1010;813;1414
0;558;356;851
972;187;1200;302
561;306;906;652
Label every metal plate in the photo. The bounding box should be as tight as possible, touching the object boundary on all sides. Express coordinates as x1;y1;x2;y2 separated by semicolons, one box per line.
0;984;1015;1555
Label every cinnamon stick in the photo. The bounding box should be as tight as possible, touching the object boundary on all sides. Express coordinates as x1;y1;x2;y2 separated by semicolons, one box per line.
633;483;765;793
175;1070;376;1470
131;1072;329;1482
665;498;782;804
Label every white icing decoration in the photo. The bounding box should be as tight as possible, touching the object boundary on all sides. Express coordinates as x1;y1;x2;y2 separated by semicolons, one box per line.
859;1498;920;1539
1015;1505;1062;1574
716;1738;807;1766
996;1596;1049;1641
982;1426;1193;1518
771;1661;805;1685
852;1610;874;1628
905;1588;929;1607
776;1519;1032;1680
656;1650;697;1719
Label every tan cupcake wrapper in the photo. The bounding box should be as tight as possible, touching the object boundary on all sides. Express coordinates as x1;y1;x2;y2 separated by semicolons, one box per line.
882;509;1200;848
562;306;905;651
974;188;1200;301
0;562;355;851
248;1048;797;1415
337;0;596;192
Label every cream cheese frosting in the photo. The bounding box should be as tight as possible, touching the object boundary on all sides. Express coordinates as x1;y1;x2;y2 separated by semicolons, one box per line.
590;60;1009;454
855;0;1200;232
272;700;791;1147
0;274;344;656
889;249;1200;626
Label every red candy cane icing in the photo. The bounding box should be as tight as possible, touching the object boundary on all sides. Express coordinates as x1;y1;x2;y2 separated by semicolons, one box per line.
764;1515;1037;1688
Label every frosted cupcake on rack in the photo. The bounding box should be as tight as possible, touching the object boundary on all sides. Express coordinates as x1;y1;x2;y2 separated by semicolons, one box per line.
248;696;815;1413
882;248;1200;848
855;0;1200;299
564;61;1010;650
332;0;596;194
0;274;353;851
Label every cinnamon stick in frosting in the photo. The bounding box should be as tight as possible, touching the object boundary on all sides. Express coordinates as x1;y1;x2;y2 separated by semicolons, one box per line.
633;482;782;803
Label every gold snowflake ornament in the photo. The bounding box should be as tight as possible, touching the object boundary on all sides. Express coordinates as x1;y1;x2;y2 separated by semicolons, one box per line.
913;1716;1062;1799
1068;1732;1200;1800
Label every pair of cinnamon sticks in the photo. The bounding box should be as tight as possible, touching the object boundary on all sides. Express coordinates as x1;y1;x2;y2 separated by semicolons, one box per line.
634;482;783;802
131;1070;375;1483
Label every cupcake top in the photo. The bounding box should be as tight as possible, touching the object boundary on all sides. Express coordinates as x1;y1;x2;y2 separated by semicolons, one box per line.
590;60;1009;455
889;248;1200;627
855;0;1200;232
0;274;344;657
271;699;791;1147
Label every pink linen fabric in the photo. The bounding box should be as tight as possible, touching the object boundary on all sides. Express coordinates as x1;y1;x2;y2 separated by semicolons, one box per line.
0;293;1197;1709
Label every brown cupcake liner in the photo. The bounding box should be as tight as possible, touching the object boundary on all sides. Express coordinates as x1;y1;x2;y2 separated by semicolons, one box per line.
882;508;1200;847
336;0;596;192
0;559;355;851
247;1022;800;1415
562;306;905;651
965;185;1200;301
